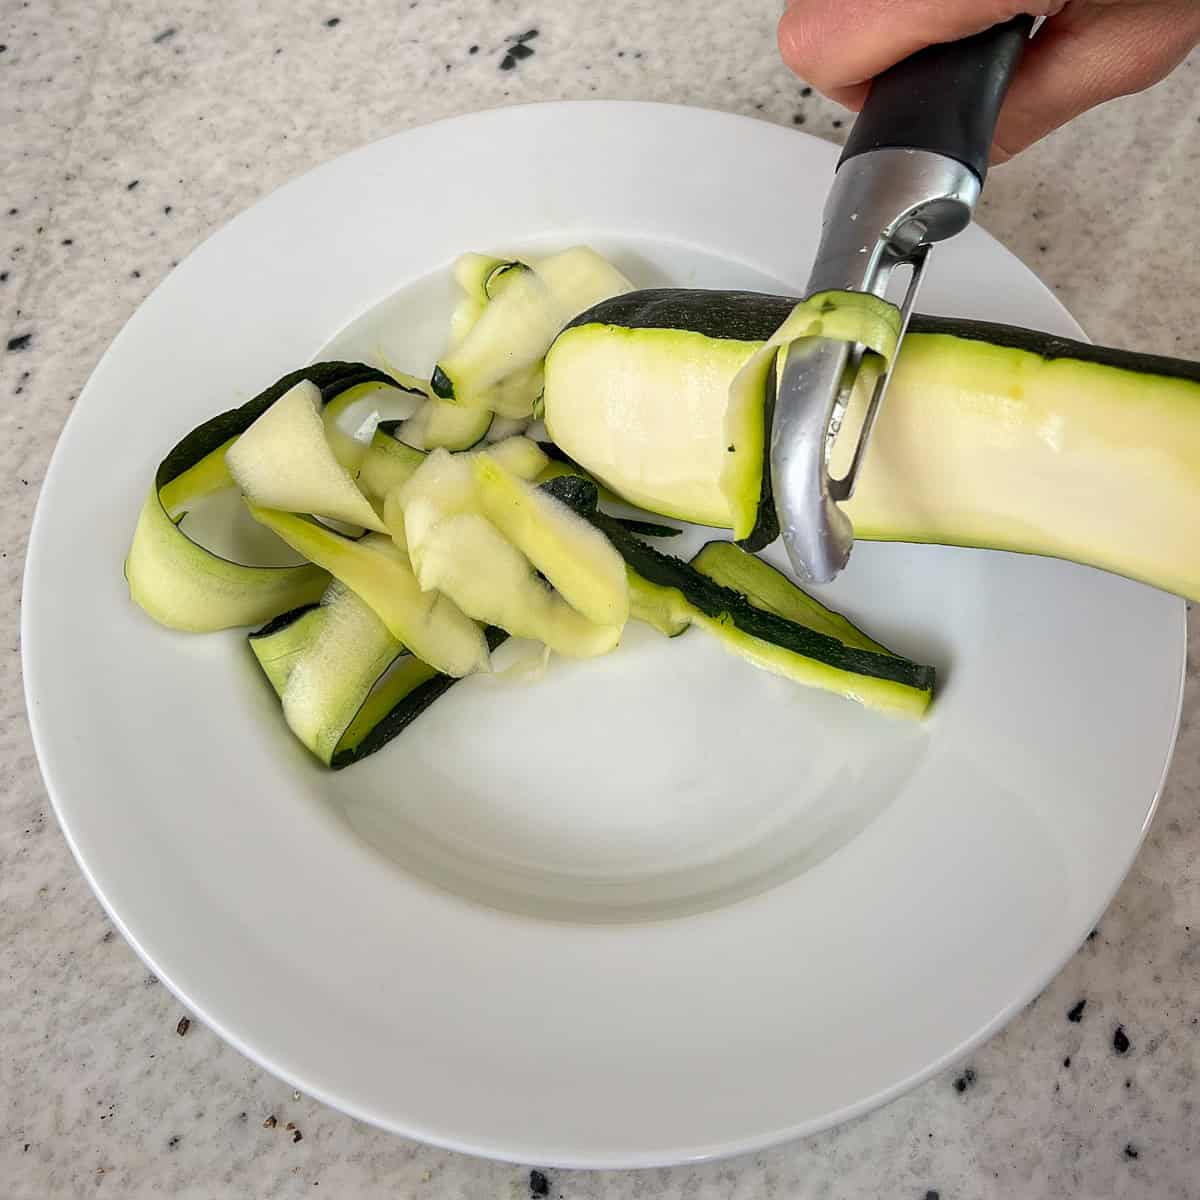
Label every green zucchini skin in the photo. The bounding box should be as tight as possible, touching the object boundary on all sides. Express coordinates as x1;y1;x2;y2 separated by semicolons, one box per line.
563;290;793;343
248;603;322;641
158;362;410;492
566;288;1200;384
540;476;934;696
330;627;509;770
615;518;683;539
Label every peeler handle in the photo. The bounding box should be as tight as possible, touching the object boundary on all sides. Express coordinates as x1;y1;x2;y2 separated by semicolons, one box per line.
839;15;1035;184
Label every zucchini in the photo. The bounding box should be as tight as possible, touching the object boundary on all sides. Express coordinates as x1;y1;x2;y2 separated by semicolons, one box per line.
545;289;1200;601
127;361;397;632
357;428;426;503
690;541;890;654
416;512;623;658
432;246;632;415
246;506;490;677
249;584;511;768
473;452;629;628
322;378;423;472
393;438;549;572
403;396;493;452
247;602;326;694
540;477;934;718
226;379;388;533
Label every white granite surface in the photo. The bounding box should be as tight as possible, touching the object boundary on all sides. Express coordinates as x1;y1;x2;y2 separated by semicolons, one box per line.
2;1;1198;1196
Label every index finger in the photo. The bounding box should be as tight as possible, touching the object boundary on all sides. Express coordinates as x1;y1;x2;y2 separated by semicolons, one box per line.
778;0;1065;96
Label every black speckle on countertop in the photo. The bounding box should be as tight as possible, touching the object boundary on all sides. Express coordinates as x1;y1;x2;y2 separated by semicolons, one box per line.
152;27;177;45
953;1067;977;1094
1113;1025;1131;1055
1067;999;1086;1023
500;32;538;72
0;272;8;283
468;44;479;54
1062;1056;1071;1068
529;1169;550;1196
801;85;812;97
7;207;16;216
1124;1143;1139;1160
1088;928;1099;941
832;119;843;129
7;333;32;351
325;16;341;27
127;179;139;191
167;1135;181;1150
130;269;141;278
176;1016;190;1037
793;113;805;125
61;237;72;245
925;1192;940;1200
163;205;172;215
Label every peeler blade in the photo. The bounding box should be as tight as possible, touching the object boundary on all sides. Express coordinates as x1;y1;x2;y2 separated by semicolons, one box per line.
769;335;858;585
770;244;929;585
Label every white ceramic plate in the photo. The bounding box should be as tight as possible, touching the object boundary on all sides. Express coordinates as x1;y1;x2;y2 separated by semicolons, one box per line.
23;102;1185;1168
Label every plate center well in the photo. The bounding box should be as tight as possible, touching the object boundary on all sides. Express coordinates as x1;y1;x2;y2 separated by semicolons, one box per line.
314;236;932;922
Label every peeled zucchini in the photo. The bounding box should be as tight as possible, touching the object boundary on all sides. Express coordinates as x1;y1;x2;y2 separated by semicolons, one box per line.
545;289;1200;601
126;362;397;632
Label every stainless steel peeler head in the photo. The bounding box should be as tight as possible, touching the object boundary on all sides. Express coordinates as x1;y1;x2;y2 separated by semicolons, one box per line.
770;148;981;585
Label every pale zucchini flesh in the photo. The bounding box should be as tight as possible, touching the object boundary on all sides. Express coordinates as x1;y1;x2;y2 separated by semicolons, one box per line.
247;505;490;677
225;379;387;533
473;452;629;628
416;512;623;658
433;247;632;414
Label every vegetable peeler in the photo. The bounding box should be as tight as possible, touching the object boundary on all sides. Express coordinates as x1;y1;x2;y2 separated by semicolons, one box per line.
772;17;1035;583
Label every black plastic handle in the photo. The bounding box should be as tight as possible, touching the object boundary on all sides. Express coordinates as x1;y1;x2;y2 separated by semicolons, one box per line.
839;15;1034;182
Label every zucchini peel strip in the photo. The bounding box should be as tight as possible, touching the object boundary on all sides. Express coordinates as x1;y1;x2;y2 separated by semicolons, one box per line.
126;362;401;632
722;290;901;544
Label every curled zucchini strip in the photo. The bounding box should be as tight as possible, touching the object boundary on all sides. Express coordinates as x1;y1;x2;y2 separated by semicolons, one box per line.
249;584;509;769
722;291;901;543
433;246;632;416
126;362;399;632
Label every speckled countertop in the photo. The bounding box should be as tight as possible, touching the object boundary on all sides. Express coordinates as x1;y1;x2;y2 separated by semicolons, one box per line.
2;2;1198;1197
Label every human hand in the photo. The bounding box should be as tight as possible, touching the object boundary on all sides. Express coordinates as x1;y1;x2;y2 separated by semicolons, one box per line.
778;1;1200;160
